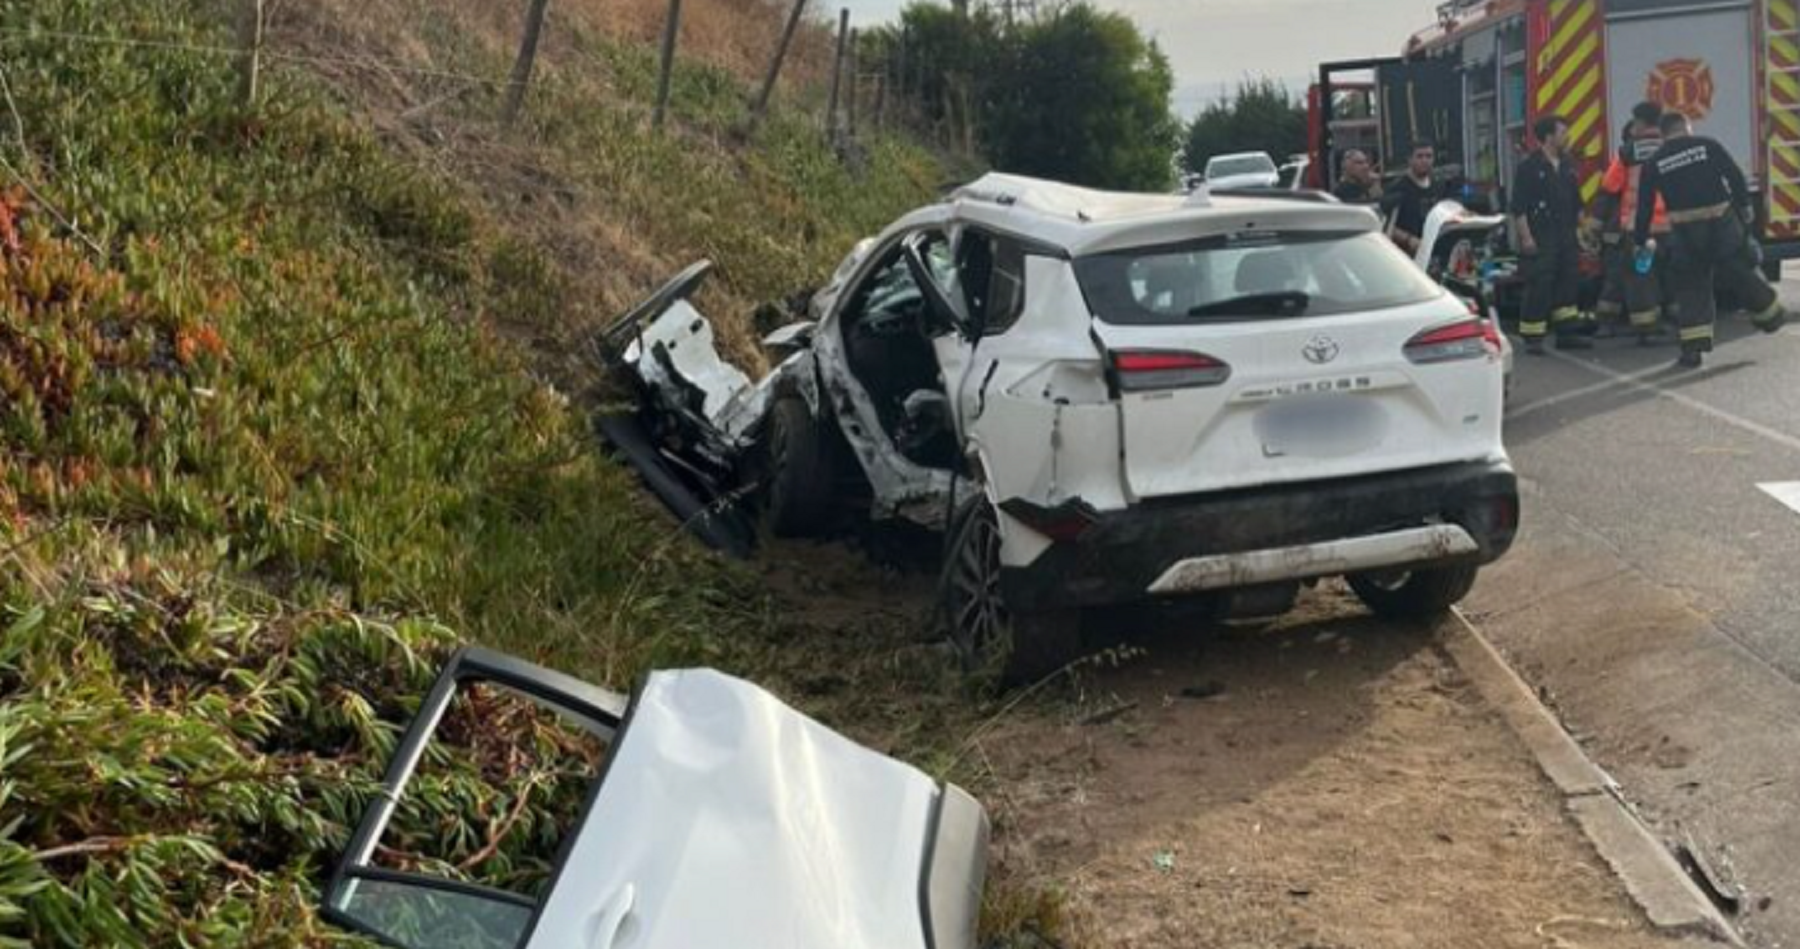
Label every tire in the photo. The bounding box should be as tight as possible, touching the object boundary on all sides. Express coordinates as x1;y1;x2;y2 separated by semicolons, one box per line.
1348;564;1480;619
941;500;1081;687
1763;257;1783;283
762;396;836;538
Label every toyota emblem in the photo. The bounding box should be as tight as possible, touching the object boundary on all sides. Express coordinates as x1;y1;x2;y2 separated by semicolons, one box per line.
1302;335;1341;365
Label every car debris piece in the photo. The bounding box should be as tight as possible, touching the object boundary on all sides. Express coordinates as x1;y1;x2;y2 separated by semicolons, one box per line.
322;647;988;949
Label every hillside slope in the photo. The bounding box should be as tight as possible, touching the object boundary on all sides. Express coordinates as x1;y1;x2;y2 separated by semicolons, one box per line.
0;1;1003;944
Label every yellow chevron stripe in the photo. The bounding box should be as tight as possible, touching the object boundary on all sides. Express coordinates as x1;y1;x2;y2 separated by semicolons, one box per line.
1777;182;1800;211
1770;146;1800;182
1537;0;1594;74
1566;98;1604;147
1538;32;1600;106
1774;69;1800;104
1551;67;1603;123
1777;109;1800;140
1548;0;1595;62
1582;173;1601;204
1774;0;1799;32
1775;35;1800;69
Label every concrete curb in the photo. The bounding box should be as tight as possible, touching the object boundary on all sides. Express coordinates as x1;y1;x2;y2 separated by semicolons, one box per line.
1441;609;1742;946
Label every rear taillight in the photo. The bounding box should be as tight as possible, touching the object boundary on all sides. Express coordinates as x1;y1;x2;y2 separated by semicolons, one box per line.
1403;319;1501;365
1000;498;1100;543
1108;349;1232;392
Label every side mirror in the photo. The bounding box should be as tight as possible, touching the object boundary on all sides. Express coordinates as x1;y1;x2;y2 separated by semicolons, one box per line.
901;234;975;337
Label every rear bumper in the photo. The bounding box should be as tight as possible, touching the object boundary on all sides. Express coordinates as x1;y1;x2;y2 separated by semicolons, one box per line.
1000;460;1518;611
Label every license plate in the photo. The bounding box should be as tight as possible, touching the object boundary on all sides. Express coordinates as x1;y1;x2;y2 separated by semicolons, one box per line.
1254;395;1383;459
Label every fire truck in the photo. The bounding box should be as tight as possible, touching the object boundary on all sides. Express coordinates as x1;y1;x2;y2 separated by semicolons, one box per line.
1311;0;1800;275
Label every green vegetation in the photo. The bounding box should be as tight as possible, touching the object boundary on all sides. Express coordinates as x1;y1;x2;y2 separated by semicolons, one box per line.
0;0;1018;945
881;1;1179;191
1183;78;1309;178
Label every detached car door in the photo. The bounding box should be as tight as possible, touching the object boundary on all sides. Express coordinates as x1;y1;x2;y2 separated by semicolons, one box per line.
325;648;988;949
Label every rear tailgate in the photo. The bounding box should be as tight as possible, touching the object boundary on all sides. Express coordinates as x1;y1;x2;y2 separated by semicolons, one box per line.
1094;300;1503;499
1077;227;1505;501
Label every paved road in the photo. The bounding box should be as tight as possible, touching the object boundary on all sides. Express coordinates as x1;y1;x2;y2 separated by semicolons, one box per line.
1470;271;1800;947
1503;292;1800;681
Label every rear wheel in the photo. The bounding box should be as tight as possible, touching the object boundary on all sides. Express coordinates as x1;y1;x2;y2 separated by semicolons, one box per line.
1348;564;1479;619
762;396;836;538
941;501;1080;687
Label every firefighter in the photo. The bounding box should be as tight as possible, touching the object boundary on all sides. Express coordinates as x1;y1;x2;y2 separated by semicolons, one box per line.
1514;114;1594;354
1593;102;1672;344
1637;112;1787;369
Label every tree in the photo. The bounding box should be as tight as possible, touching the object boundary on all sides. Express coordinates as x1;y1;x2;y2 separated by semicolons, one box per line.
878;1;1178;191
983;4;1179;190
1183;78;1307;177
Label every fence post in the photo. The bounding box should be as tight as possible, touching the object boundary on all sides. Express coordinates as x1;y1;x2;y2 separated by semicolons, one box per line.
502;0;553;128
652;0;685;129
825;8;849;135
874;37;888;130
895;27;908;100
751;0;808;127
845;29;859;138
236;0;265;107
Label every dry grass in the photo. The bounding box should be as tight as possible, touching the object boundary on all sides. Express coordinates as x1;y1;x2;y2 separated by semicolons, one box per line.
262;0;931;387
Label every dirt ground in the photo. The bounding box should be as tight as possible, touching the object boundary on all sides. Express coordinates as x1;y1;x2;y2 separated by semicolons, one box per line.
959;586;1711;949
751;538;1709;948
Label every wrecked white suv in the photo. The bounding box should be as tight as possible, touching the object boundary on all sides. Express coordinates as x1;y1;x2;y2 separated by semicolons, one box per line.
602;174;1519;682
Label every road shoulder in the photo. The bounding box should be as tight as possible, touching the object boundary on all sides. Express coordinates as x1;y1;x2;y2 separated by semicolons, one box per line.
1466;483;1800;946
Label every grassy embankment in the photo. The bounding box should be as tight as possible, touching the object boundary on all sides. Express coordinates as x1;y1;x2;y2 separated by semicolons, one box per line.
0;1;1063;944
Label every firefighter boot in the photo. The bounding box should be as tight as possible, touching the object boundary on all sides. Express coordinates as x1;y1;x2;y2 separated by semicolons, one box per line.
1752;300;1788;334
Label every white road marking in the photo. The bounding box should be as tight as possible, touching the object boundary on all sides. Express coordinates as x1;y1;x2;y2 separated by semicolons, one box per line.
1544;349;1800;457
1505;360;1673;420
1759;482;1800;515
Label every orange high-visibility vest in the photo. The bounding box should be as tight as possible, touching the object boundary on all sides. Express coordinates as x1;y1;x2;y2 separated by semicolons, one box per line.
1602;157;1668;233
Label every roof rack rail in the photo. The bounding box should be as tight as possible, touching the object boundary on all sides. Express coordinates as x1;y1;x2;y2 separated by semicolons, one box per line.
1207;187;1341;204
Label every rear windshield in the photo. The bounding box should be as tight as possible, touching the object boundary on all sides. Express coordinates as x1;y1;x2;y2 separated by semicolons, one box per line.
1074;230;1443;326
1208;155;1276;178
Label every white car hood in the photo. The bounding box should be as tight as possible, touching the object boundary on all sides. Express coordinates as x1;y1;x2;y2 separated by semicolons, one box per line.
529;669;943;948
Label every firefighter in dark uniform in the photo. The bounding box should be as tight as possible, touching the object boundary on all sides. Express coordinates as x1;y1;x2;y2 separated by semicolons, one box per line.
1514;114;1594;354
1593;103;1672;344
1637;111;1787;368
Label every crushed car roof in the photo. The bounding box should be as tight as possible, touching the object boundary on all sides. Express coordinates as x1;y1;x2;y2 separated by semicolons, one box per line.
938;173;1381;257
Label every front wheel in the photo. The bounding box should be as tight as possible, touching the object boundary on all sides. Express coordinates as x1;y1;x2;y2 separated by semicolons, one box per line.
941;501;1080;687
762;396;836;538
1348;564;1480;619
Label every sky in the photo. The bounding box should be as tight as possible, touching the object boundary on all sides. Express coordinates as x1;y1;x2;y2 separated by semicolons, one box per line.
830;0;1445;116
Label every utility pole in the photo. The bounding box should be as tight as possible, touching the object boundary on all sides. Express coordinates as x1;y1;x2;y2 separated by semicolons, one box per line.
750;0;808;126
652;0;684;129
502;0;553;128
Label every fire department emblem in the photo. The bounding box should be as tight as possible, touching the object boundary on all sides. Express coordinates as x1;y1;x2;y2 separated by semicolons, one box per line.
1647;59;1715;121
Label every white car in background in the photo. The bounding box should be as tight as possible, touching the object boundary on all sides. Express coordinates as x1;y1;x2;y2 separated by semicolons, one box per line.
1204;151;1281;190
603;174;1519;683
325;648;987;949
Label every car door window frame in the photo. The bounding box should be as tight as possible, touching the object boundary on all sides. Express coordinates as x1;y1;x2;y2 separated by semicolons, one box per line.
323;647;630;949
